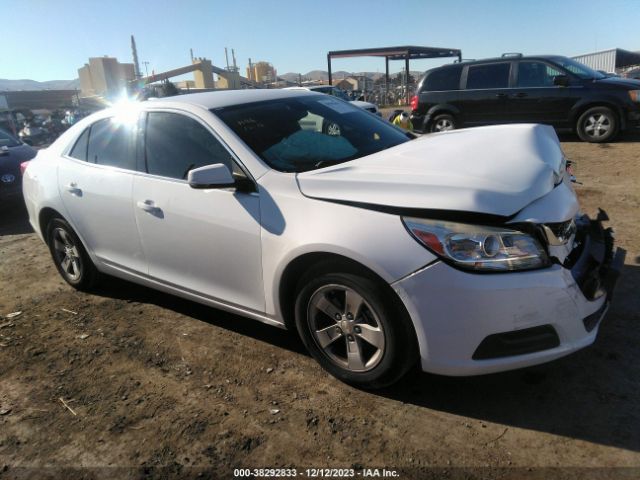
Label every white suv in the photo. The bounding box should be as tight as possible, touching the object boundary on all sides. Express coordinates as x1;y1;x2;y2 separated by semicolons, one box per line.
22;89;624;388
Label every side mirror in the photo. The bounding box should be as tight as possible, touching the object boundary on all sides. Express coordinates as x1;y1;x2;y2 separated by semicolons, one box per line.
553;75;570;87
187;163;235;189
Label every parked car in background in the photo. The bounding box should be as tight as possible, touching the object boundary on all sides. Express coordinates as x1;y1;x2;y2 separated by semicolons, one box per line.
410;54;640;142
23;90;624;388
0;128;37;203
287;86;381;116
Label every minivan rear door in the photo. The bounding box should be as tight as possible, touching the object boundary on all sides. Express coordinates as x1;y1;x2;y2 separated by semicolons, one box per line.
458;61;513;126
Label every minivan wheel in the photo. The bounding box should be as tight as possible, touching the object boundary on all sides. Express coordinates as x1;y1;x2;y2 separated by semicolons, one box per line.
294;270;418;389
576;106;619;143
430;114;456;133
46;218;99;291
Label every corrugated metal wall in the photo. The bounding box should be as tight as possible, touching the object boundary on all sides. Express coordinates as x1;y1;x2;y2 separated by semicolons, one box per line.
573;50;617;73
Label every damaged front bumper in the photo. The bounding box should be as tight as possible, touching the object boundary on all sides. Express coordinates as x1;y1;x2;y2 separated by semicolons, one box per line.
393;210;626;376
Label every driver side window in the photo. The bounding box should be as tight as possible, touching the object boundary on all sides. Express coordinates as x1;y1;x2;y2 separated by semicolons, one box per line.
144;112;237;180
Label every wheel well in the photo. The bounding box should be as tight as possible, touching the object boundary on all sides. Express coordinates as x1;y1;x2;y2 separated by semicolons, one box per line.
38;207;63;240
426;110;456;128
278;252;394;331
573;102;623;129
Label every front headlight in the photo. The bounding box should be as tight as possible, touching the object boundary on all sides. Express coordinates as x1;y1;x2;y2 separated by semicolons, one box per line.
629;90;640;103
402;217;550;272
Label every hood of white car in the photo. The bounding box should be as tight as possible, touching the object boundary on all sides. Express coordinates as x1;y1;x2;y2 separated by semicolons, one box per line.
297;124;565;218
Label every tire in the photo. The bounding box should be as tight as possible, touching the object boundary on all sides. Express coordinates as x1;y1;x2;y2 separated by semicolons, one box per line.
322;120;341;136
576;106;619;143
46;217;99;291
429;113;456;133
294;266;418;389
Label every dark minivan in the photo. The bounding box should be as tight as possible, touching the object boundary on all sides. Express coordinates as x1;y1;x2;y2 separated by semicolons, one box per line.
410;54;640;142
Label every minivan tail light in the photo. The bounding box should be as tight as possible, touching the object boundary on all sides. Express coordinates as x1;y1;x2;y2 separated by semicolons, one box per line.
20;161;31;176
410;95;418;111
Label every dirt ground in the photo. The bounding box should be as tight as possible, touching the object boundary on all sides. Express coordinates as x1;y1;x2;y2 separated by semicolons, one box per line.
0;132;639;480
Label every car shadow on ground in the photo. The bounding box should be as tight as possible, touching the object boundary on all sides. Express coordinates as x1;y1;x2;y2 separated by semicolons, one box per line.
92;277;308;356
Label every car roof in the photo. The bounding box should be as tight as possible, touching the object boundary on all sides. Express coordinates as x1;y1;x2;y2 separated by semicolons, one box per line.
144;88;321;110
428;55;568;72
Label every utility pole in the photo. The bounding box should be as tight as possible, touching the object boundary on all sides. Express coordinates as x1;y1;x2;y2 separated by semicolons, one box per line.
190;48;194;62
225;48;230;71
142;61;150;77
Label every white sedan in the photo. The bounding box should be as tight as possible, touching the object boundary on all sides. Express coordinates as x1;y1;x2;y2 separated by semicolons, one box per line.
22;89;624;388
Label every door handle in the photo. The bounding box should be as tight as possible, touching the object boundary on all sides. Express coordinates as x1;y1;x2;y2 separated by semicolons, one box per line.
66;183;82;196
137;200;160;213
495;93;508;98
512;92;528;98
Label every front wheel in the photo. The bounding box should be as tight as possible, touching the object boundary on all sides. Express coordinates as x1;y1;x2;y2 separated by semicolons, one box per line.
576;106;619;143
294;270;418;389
429;113;456;133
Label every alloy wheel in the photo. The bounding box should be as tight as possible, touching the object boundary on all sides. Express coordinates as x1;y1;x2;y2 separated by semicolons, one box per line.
433;118;454;132
51;227;82;281
583;113;612;139
307;284;385;372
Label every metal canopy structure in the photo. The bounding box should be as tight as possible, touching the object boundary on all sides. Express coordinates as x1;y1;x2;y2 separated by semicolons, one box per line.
327;45;462;104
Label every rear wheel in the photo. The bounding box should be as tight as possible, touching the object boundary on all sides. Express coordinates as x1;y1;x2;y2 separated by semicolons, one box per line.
430;113;456;133
576;106;619;143
46;218;99;291
294;267;418;389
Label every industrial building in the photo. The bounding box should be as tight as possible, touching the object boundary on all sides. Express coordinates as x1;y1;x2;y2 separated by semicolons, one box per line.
572;48;640;76
78;56;135;98
246;61;276;84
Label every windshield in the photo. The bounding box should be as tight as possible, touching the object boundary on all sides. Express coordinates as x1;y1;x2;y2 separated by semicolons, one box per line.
213;95;409;173
0;128;21;148
551;56;606;80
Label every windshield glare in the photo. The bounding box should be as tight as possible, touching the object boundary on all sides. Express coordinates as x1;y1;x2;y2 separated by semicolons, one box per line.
553;57;606;80
213;96;409;173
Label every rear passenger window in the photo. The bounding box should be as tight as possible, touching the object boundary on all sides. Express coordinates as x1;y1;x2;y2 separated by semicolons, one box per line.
145;112;235;180
424;66;462;91
86;118;136;170
69;128;89;161
466;63;511;89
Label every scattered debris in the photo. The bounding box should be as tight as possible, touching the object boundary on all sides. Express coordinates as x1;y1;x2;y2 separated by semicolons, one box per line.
77;334;90;340
485;427;509;445
5;312;22;319
59;397;77;416
0;408;12;416
0;322;14;329
266;367;274;374
269;409;280;415
61;308;78;315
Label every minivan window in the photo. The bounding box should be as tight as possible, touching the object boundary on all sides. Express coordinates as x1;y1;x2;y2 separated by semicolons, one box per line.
145;112;234;180
86;118;136;170
550;56;606;80
516;62;563;88
69;127;89;161
466;63;511;89
424;66;462;91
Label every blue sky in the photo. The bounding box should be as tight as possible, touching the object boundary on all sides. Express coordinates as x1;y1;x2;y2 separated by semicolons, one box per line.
1;0;638;81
